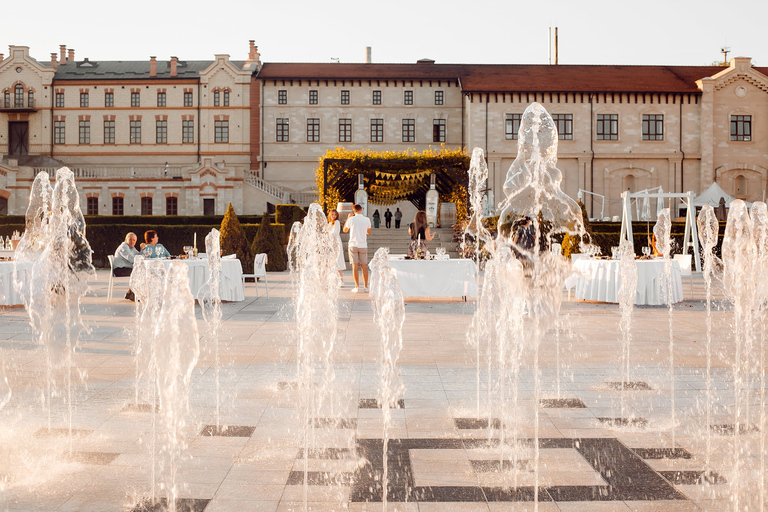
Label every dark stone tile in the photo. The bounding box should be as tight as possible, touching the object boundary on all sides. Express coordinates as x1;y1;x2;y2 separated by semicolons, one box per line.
471;459;531;472
199;425;255;437
454;418;501;429
711;423;760;435
65;451;120;465
359;398;405;409
483;486;552;502
131;497;210;512
597;417;648;428
34;428;92;438
297;447;355;459
410;486;487;502
660;470;727;485
311;418;357;429
633;447;692;459
286;471;354;486
122;403;159;413
540;398;586;408
545;485;612;501
607;381;653;391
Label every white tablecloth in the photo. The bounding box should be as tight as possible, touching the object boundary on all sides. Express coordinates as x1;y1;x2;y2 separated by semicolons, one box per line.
138;258;245;302
573;259;683;306
0;261;31;306
387;259;478;298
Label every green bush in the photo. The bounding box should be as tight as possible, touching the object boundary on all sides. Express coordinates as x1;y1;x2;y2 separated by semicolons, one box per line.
250;213;288;272
275;204;307;226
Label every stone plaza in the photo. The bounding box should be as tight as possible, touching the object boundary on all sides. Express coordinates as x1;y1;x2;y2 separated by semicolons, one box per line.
0;268;756;512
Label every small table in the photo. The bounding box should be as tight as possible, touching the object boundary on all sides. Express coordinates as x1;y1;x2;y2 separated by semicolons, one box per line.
573;258;683;306
136;258;245;302
0;261;31;306
387;258;478;298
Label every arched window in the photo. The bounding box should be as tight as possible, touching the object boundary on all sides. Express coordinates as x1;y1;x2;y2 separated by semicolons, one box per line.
623;173;636;192
14;84;24;108
223;89;230;106
213;90;220;107
735;174;747;197
3;90;9;108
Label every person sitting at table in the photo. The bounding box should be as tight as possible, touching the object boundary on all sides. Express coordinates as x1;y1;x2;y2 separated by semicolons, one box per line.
408;210;434;258
113;232;139;300
140;230;170;259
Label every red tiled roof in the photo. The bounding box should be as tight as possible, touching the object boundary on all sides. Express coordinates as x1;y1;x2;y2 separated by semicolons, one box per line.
258;62;768;94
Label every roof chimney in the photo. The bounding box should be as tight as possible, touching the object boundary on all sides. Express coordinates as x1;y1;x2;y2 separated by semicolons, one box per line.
150;56;157;77
170;56;178;77
60;45;66;63
249;40;257;60
365;46;372;64
67;49;75;62
51;53;58;70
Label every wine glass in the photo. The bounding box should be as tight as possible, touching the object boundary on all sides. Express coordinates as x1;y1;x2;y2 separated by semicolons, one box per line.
183;246;192;258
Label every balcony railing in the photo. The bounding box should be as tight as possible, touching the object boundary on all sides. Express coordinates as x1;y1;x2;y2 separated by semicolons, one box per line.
0;97;37;112
33;166;184;179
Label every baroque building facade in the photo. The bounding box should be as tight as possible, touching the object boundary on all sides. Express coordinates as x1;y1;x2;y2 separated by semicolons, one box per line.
1;44;767;219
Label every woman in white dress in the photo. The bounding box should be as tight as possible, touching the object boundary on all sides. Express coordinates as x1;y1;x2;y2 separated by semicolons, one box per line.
328;209;346;280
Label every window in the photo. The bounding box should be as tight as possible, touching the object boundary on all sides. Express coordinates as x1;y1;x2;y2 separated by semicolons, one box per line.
182;120;194;143
433;119;446;142
223;90;230;106
157;92;166;107
552;114;573;140
309;90;318;105
640;114;663;141
166;196;178;216
213;90;220;106
203;198;215;216
373;90;381;105
735;174;748;196
307;118;320;142
54;120;65;144
278;90;287;104
105;92;114;107
112;196;124;216
27;90;34;108
55;91;64;108
339;118;352;142
596;114;618;140
14;85;24;107
404;90;413;105
156;120;167;144
80;92;89;107
141;197;153;216
623;174;636;192
731;115;752;141
276;118;289;142
104;120;115;144
214;120;229;143
370;119;383;142
79;120;90;144
435;91;444;105
505;114;521;140
86;196;98;215
184;91;193;107
3;90;9;108
130;120;141;144
402;119;415;142
341;90;350;105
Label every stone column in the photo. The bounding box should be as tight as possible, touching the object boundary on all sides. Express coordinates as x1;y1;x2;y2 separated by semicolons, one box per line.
698;77;715;188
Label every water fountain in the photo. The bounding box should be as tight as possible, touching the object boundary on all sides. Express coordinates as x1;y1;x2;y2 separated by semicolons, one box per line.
199;228;223;431
618;238;637;420
369;248;405;510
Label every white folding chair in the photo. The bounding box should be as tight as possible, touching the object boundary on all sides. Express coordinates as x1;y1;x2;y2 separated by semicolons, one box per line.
242;253;269;298
674;254;693;299
107;255;131;301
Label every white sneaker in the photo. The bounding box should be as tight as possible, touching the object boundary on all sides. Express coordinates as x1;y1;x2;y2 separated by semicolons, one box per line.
351;287;359;293
362;287;368;292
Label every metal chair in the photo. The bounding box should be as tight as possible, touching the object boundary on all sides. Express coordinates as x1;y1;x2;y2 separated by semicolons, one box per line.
241;253;268;298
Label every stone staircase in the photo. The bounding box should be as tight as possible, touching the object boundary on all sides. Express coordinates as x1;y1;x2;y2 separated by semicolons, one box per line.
339;226;459;262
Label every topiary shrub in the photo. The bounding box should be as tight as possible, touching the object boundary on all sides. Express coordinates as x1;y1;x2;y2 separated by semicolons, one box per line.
275;204;307;226
220;203;252;272
250;213;288;272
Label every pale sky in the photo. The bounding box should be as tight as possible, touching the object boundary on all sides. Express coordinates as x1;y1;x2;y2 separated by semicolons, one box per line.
6;0;767;67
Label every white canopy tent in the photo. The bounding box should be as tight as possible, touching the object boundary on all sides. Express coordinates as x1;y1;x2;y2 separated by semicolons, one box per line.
619;190;701;272
692;181;739;208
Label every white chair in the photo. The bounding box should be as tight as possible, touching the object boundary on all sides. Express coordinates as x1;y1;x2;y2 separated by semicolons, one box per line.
674;254;693;299
242;253;268;298
107;255;131;301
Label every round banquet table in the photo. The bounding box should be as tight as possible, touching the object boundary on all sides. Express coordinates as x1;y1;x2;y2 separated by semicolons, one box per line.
0;261;31;306
573;258;683;306
136;258;245;302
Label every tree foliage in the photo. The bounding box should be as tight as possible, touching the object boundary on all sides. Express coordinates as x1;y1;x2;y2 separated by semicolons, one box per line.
220;203;252;271
251;213;288;272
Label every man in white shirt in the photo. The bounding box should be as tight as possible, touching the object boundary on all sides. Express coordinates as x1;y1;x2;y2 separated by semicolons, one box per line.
343;204;372;292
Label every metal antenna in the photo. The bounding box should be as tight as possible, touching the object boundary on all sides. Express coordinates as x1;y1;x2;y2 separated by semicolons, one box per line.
721;46;730;66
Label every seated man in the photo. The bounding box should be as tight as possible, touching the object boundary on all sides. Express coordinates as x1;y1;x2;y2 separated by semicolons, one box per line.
113;232;139;300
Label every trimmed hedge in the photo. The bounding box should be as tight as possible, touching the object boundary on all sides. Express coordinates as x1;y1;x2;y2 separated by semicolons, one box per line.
275;204;307;226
